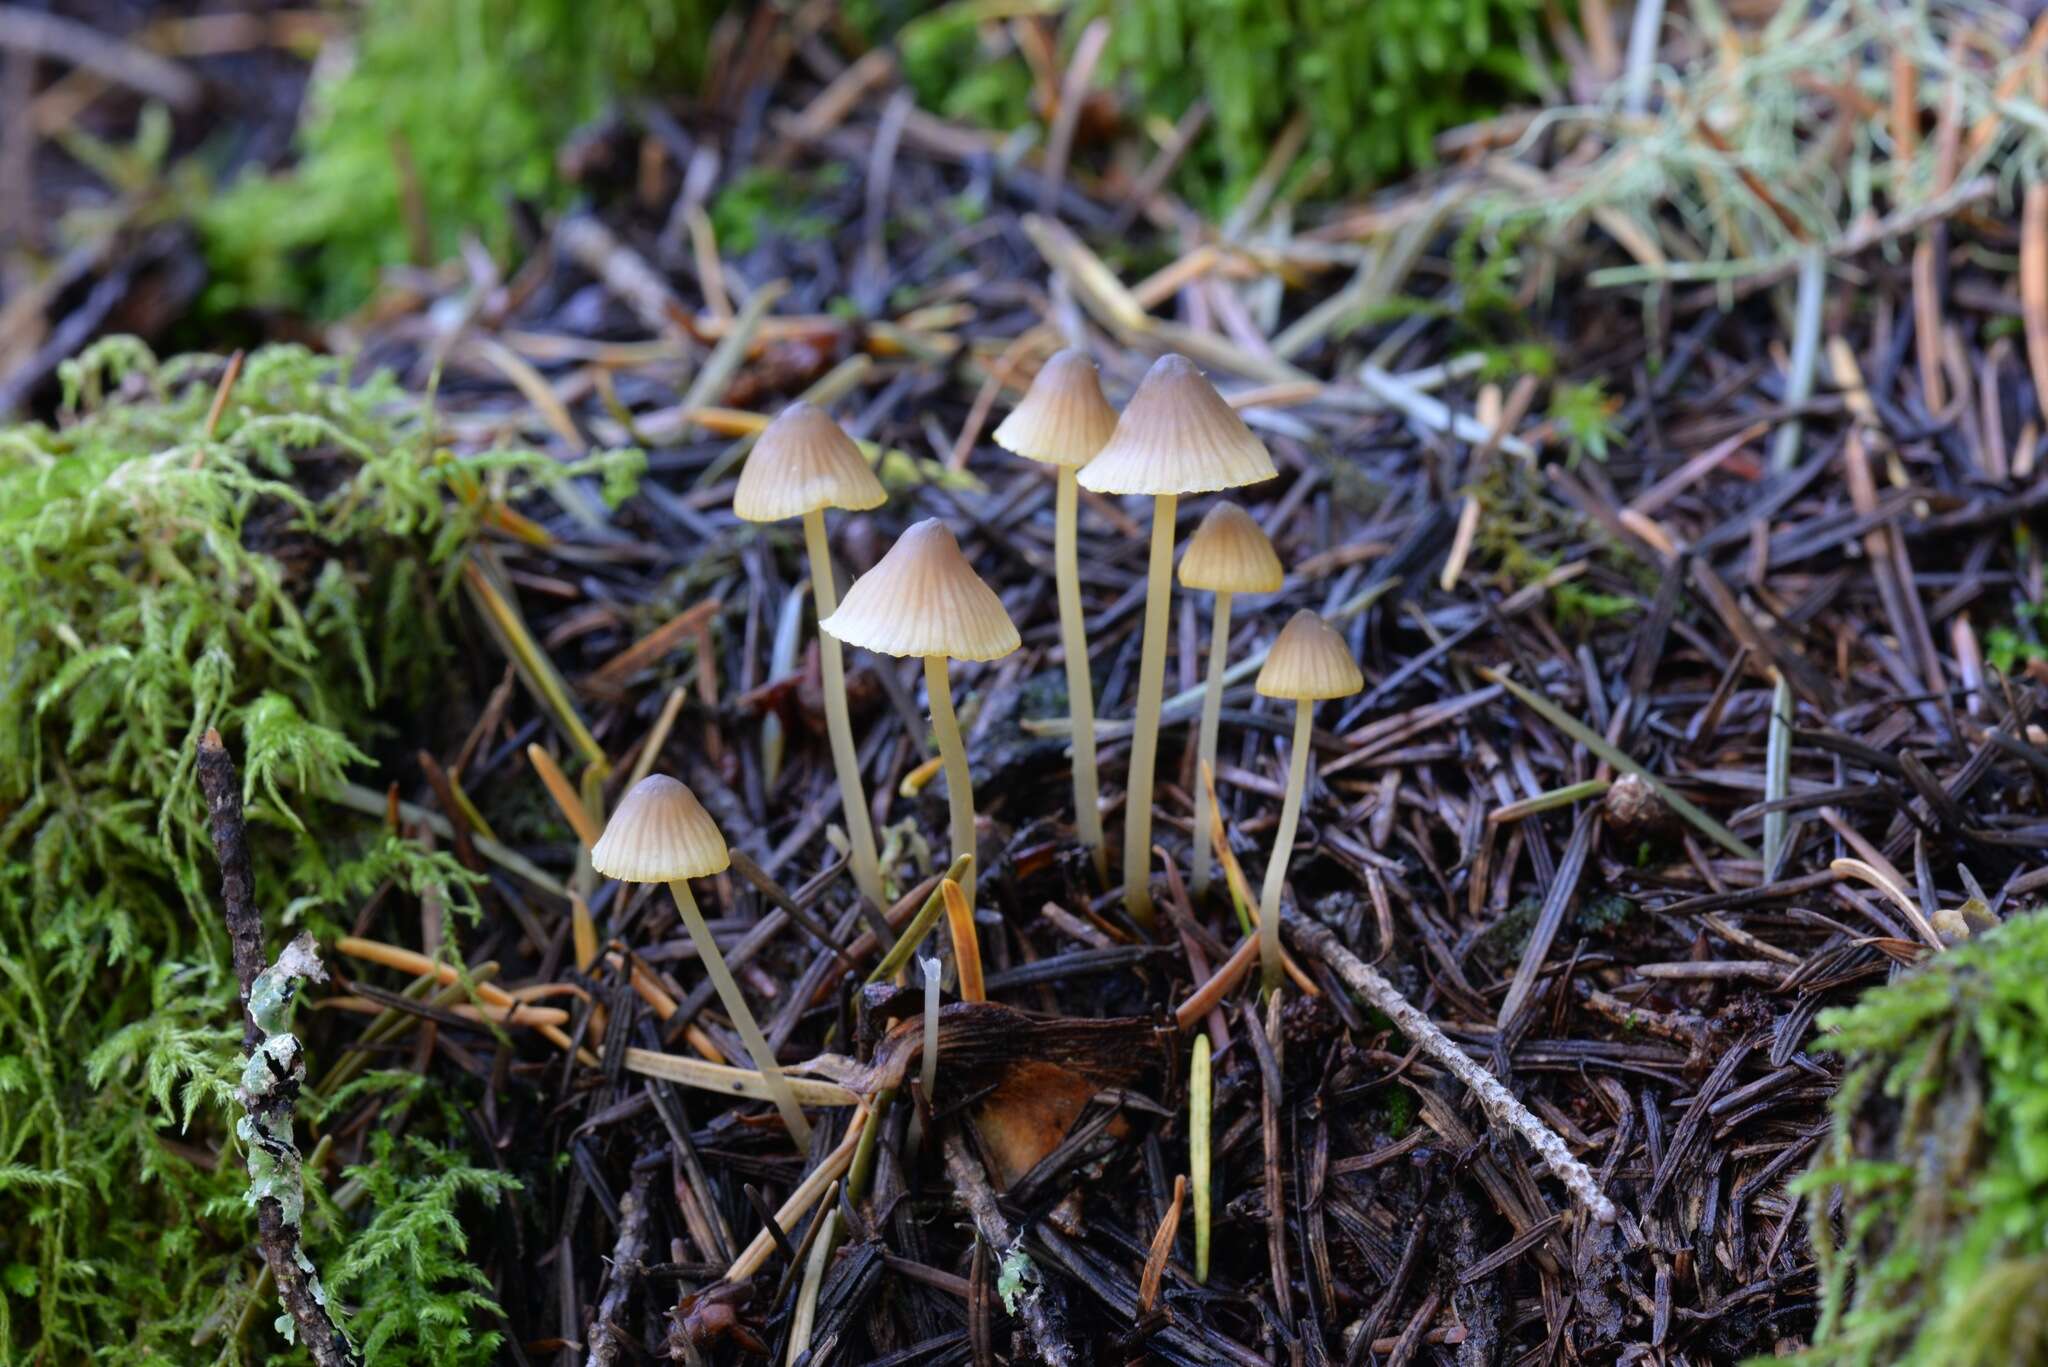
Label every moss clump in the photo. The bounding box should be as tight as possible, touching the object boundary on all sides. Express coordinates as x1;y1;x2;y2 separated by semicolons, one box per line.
852;1;1548;209
203;0;725;317
1109;0;1547;199
1788;912;2048;1366
0;337;630;1360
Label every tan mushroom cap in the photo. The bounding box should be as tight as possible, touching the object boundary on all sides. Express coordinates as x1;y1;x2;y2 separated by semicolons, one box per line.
590;775;731;882
1256;610;1363;700
1076;354;1277;496
1179;501;1283;593
733;403;887;523
992;349;1119;468
820;518;1021;661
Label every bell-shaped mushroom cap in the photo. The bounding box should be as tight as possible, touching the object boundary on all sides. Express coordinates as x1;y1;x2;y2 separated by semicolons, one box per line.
1077;354;1276;496
992;349;1119;468
820;518;1020;661
733;403;887;523
1179;501;1283;593
1256;610;1363;700
590;775;731;882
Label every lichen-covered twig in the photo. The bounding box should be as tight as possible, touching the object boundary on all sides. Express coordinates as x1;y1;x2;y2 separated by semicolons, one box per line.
940;1129;1076;1367
198;729;361;1367
1283;913;1618;1224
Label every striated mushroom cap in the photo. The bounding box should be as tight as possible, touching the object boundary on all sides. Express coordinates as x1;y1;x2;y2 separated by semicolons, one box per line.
1077;354;1275;497
992;349;1119;469
590;775;730;882
1179;501;1283;593
1256;610;1363;700
820;519;1020;661
733;403;886;523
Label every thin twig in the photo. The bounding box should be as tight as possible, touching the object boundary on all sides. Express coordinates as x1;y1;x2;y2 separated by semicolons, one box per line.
1284;913;1618;1224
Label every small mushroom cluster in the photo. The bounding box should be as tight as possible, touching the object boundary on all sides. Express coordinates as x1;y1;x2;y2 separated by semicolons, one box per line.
589;348;1362;1143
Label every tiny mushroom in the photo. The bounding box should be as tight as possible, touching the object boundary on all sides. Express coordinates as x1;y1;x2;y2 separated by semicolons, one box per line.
1177;500;1283;899
733;404;890;913
1079;354;1275;923
1252;610;1362;990
992;348;1119;881
591;774;812;1146
821;519;1019;910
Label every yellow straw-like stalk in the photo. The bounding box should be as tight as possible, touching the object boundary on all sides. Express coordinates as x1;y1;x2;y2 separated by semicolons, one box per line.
803;508;885;912
1188;590;1233;898
667;879;811;1147
1121;492;1178;924
1258;701;1313;993
1190;1032;1212;1283
1056;466;1107;881
925;655;978;908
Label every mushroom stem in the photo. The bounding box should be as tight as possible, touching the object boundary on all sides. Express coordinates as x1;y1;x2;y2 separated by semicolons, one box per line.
1188;589;1233;898
803;509;885;913
924;654;978;909
1259;700;1313;992
666;879;812;1147
1121;491;1178;924
919;954;941;1105
1055;465;1107;881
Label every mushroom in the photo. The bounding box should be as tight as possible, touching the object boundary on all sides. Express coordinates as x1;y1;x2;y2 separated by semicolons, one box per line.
1252;611;1362;990
733;404;889;913
591;774;812;1146
821;519;1019;909
1079;354;1275;922
992;348;1119;881
1177;500;1283;900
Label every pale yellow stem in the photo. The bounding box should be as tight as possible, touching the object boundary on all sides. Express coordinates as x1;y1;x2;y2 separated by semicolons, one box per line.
1056;466;1106;881
925;655;977;909
1188;590;1233;898
1190;1032;1212;1284
1121;492;1178;924
804;508;884;911
667;879;811;1147
1259;701;1312;992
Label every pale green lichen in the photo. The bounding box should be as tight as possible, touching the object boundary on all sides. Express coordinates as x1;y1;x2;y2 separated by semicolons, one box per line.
996;1238;1040;1315
232;931;339;1352
241;1034;303;1100
239;1115;306;1228
248;963;303;1038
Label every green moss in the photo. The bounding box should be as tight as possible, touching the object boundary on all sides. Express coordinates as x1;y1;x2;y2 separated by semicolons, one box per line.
710;166;845;255
1781;912;2048;1366
855;0;1547;210
202;0;725;317
1548;379;1621;465
0;337;629;1360
322;1130;520;1366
